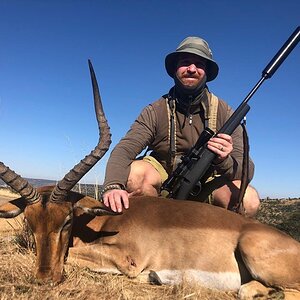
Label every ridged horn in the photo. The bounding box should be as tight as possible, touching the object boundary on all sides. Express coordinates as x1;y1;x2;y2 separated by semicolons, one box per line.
50;60;111;202
0;162;41;204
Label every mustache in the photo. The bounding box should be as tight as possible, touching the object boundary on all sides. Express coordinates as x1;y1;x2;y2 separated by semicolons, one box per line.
182;74;199;78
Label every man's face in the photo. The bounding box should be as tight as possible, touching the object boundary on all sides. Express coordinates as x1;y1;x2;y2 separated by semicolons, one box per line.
175;53;207;89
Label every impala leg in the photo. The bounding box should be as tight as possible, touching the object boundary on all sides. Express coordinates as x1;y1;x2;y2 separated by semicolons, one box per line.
238;223;300;291
239;281;300;300
238;280;283;300
284;290;300;300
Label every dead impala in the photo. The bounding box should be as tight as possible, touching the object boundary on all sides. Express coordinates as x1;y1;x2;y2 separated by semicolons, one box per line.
0;61;299;299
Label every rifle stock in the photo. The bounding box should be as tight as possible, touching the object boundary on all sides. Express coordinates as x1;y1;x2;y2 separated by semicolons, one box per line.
162;26;300;200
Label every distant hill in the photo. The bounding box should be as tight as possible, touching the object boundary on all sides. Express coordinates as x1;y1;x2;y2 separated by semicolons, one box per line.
0;178;103;199
0;178;56;187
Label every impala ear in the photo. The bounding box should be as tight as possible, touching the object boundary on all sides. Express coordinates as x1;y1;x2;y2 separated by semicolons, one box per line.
82;206;122;217
0;197;26;218
73;195;122;216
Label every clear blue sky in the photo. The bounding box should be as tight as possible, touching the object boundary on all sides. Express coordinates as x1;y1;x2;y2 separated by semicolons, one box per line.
0;1;299;198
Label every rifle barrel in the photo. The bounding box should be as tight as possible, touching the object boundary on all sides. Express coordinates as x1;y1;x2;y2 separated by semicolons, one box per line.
221;26;300;133
263;26;300;78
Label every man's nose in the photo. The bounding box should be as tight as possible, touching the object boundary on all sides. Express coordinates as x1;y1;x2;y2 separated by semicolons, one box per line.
187;64;197;72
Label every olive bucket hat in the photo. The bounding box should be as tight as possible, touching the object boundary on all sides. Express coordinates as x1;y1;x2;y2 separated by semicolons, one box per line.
165;36;219;82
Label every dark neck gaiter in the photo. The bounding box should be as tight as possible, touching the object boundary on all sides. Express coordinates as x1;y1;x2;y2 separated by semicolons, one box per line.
172;74;208;115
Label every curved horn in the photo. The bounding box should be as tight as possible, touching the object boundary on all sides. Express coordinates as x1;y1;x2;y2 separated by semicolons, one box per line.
50;60;111;202
0;162;41;204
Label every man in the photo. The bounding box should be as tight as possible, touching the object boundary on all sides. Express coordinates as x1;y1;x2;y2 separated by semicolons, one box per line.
102;36;260;216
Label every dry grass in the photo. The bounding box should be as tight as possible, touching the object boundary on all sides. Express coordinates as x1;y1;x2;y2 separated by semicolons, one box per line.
0;192;299;299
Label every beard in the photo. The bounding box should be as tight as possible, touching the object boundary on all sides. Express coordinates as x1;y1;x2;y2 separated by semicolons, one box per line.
174;73;207;96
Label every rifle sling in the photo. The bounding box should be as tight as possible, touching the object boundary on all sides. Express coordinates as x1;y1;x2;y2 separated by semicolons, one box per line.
233;121;249;213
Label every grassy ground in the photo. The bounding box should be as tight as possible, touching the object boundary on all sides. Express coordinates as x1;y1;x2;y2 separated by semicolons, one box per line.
0;191;299;299
256;198;300;241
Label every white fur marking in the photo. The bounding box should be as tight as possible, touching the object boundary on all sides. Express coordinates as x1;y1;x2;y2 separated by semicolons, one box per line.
155;269;241;290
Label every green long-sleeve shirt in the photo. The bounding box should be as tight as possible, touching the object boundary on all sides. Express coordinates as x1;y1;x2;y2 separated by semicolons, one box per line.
104;89;254;189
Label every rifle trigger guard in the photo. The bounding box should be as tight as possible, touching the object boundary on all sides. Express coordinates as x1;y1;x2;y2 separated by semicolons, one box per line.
190;181;202;197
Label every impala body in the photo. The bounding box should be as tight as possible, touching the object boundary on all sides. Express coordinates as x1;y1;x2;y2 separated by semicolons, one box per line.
0;61;299;300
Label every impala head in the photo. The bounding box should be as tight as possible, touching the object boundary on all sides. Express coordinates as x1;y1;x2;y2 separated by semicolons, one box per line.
0;60;116;283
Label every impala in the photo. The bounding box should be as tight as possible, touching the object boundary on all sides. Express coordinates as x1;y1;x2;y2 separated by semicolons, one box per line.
0;61;299;299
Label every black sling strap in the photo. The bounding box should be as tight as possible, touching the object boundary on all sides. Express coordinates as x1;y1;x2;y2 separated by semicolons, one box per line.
233;121;250;213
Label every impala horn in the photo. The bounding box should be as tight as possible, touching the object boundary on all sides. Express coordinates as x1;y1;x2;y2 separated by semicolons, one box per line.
0;162;41;204
50;60;111;202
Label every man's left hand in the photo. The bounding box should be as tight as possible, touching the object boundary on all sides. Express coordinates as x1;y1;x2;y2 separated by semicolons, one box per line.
207;133;233;162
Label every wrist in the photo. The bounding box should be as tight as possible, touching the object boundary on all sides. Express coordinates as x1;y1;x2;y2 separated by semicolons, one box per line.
101;184;124;196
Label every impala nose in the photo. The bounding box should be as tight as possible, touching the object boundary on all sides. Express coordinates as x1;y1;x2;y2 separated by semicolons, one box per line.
35;267;63;284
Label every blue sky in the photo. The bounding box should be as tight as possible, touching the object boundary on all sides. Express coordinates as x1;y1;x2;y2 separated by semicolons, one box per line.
0;1;299;198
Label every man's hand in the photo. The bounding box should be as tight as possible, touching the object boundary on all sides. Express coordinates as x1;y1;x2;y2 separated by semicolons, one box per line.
102;189;130;213
207;133;233;162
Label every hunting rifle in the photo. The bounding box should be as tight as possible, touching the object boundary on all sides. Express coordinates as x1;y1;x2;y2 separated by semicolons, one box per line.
161;26;300;200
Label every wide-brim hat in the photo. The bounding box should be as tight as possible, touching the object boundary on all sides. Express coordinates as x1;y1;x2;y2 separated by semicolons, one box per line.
165;36;219;82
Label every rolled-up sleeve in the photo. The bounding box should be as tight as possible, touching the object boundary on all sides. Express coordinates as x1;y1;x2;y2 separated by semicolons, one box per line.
103;105;157;188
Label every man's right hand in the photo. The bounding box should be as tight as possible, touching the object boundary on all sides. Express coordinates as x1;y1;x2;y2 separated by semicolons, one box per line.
102;189;130;213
